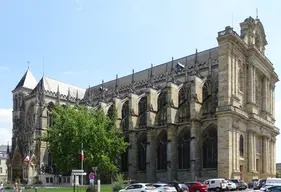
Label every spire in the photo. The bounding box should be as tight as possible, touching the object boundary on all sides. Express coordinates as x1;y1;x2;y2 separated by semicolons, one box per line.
6;142;9;154
147;64;155;88
114;74;119;97
129;69;136;93
67;87;71;102
208;49;212;76
100;80;106;101
13;68;37;91
56;85;60;103
192;49;199;75
76;89;79;104
185;56;188;81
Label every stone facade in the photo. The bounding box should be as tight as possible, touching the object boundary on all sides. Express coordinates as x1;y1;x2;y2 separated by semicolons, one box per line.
7;16;279;184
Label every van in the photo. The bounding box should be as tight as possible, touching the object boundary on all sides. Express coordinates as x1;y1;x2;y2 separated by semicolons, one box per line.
203;178;227;191
265;178;281;186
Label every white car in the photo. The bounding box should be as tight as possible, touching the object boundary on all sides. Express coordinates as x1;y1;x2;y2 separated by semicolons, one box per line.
203;178;227;191
226;181;237;191
153;183;177;192
119;183;158;192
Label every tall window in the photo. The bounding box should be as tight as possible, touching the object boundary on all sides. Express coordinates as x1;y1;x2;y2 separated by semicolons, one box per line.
121;101;129;132
157;92;167;125
138;97;147;128
202;81;211;115
121;137;129;172
157;131;167;170
178;128;190;169
138;134;147;171
239;135;244;157
178;86;190;123
202;125;218;168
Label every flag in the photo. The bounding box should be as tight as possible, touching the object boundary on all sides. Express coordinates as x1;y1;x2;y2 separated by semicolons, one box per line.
24;155;30;162
81;150;84;161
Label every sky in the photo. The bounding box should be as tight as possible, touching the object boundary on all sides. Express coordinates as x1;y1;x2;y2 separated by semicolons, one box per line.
0;0;280;162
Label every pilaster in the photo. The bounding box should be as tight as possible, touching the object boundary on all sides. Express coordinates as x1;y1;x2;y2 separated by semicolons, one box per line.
235;129;240;171
248;130;254;172
246;64;257;114
217;116;233;179
146;129;156;182
113;97;122;129
146;88;157;127
262;136;268;173
167;125;177;181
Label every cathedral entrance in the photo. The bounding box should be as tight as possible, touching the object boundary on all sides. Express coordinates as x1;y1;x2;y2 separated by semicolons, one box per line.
12;152;23;182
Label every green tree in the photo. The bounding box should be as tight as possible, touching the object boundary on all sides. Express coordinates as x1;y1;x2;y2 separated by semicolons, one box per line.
42;104;127;175
277;171;280;178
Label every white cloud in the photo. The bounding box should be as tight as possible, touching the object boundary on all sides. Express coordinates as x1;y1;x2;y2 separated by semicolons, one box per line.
0;108;12;145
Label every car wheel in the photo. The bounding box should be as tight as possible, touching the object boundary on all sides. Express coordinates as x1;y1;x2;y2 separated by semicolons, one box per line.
216;187;220;192
195;190;200;192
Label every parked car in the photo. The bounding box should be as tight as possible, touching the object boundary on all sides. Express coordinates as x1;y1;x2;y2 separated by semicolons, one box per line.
203;178;227;191
263;186;281;192
257;179;267;189
226;180;237;191
153;183;177;192
228;179;247;190
119;183;158;192
185;182;208;192
169;183;189;192
248;179;259;189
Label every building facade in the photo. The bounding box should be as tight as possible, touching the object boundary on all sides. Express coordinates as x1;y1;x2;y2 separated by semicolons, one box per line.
0;145;10;182
7;16;279;184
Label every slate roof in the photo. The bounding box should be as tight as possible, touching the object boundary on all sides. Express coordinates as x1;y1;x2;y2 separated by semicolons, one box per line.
88;47;218;93
34;76;86;100
14;69;37;91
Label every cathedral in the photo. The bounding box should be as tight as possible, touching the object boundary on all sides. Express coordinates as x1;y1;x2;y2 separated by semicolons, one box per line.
7;16;279;184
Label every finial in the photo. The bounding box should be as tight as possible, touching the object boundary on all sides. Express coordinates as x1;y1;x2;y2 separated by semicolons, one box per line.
132;69;135;84
256;8;258;19
57;85;60;93
185;56;188;81
114;74;119;97
27;61;30;70
195;49;198;64
171;57;174;72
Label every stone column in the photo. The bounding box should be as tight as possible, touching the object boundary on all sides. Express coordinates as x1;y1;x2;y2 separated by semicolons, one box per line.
190;121;198;181
146;88;158;182
272;85;275;119
262;78;268;113
248;130;254;172
270;140;274;175
247;64;254;103
236;130;240;171
262;137;268;173
253;133;256;172
128;93;138;179
273;139;276;175
232;128;236;172
146;130;156;182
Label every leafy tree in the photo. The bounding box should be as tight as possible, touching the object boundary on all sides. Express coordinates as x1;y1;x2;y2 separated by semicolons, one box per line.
277;171;280;178
42;104;128;175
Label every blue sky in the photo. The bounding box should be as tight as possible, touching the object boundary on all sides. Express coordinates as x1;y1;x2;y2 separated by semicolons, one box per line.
0;0;280;162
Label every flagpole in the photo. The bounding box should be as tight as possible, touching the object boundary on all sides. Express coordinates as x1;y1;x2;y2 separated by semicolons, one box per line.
81;143;84;186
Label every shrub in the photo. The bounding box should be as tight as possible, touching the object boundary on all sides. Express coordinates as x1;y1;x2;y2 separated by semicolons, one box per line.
112;173;125;192
86;185;98;192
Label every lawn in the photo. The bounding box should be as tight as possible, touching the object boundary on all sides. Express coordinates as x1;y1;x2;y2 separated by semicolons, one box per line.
6;185;113;192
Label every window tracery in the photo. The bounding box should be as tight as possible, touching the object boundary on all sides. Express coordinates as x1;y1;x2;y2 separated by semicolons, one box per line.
47;102;55;128
178;86;191;123
178;128;190;169
202;125;217;168
121;101;129;132
202;81;211;115
157;92;167;125
107;105;115;120
26;103;35;129
137;134;147;171
157;131;167;170
138;97;147;128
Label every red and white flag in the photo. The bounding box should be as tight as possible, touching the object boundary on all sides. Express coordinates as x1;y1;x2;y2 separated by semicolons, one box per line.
81;150;84;161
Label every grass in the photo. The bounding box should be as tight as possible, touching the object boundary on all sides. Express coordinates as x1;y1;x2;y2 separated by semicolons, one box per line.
6;185;113;192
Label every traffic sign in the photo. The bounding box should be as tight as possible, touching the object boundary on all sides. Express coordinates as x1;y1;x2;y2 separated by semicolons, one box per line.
89;172;95;180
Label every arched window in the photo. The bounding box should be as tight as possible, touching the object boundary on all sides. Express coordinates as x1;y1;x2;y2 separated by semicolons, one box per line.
47;102;55;128
178;86;190;123
202;125;218;168
121;137;129;172
239;135;244;157
157;131;167;170
178;128;190;169
137;133;147;171
107;105;115;120
138;97;147;128
121;101;129;132
157;92;167;125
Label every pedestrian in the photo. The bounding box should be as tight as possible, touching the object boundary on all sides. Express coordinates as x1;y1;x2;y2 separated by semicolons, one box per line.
0;182;3;192
14;182;18;192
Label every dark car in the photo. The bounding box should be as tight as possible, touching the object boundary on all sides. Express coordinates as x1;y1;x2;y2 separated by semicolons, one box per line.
264;186;281;192
248;179;259;189
169;183;189;192
229;179;247;190
257;179;267;189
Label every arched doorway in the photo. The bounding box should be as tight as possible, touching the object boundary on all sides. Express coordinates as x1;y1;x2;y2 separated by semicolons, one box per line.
12;152;23;182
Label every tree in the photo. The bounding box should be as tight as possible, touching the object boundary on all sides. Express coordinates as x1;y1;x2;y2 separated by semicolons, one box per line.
42;104;128;175
277;171;280;178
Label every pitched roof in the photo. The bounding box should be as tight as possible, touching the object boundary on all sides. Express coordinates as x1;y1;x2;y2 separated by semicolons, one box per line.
34;76;86;100
14;69;37;91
